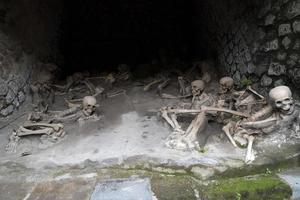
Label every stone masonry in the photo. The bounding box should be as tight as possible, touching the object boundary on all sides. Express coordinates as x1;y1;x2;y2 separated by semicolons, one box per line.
198;0;300;91
0;31;34;117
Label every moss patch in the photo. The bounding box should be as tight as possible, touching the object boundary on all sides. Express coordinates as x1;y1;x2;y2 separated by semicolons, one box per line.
203;174;292;200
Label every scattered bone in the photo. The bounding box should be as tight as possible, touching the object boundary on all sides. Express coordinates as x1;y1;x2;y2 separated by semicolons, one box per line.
143;79;163;91
222;122;238;147
160;93;192;99
107;89;126;98
245;135;255;164
157;79;170;96
178;76;187;96
164;106;250;118
6;122;65;153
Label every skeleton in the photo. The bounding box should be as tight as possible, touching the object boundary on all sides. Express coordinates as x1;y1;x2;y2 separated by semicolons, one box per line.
53;72;98;95
216;77;267;148
223;86;299;163
29;64;58;112
87;64;131;85
29;96;100;125
30;81;54;112
5;122;65;153
161;80;216;150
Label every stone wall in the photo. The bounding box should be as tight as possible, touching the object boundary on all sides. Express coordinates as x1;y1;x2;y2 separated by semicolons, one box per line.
0;0;62;117
0;31;34;117
198;0;300;92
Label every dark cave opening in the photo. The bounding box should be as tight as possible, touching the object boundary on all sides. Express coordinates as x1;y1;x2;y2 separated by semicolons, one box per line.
58;0;216;76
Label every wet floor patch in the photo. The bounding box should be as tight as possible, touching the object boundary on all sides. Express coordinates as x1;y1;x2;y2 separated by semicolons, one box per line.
90;178;154;200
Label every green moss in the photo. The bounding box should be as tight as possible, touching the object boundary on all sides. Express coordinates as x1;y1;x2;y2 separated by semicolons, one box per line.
241;78;253;87
203;174;292;200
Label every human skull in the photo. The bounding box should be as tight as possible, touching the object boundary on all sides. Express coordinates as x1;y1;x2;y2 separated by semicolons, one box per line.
191;80;205;97
82;96;97;116
269;86;294;115
219;77;234;94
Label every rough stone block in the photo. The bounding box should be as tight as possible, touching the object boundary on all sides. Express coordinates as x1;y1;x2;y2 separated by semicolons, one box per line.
265;14;276;25
293;40;300;50
5;89;15;104
261;74;273;86
268;62;286;76
282;36;292;49
292;20;300;33
274;79;285;87
247;63;256;74
277;52;287;61
278;24;292;36
0;79;8;96
18;91;25;103
8;80;18;95
285;0;300;19
0;105;14;116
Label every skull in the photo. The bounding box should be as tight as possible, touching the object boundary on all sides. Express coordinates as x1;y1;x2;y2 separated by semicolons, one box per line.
191;80;205;97
82;96;97;116
269;86;294;115
219;77;234;94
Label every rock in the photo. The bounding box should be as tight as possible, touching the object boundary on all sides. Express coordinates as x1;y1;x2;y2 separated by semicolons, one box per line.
261;74;273;86
290;53;299;61
12;98;19;108
292;20;300;33
8;81;18;96
247;63;256;74
268;62;286;76
226;53;233;64
5;89;15;104
17;91;25;103
285;0;300;19
293;39;300;49
277;52;287;61
233;71;241;85
290;68;300;85
274;79;285;87
0;79;8;96
287;59;297;67
278;24;292;36
0;105;14;116
191;166;215;180
282;36;292;49
238;62;248;75
265;14;276;25
255;63;269;76
245;51;252;62
262;39;279;52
